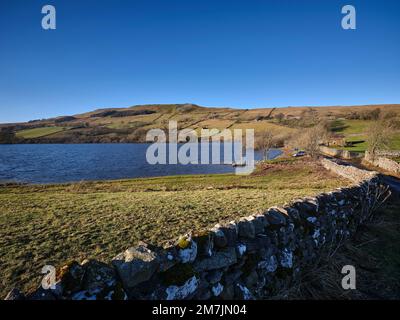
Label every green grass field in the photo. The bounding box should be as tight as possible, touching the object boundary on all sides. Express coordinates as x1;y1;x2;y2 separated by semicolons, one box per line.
332;119;400;153
335;119;372;135
16;126;68;139
0;160;349;296
389;137;400;150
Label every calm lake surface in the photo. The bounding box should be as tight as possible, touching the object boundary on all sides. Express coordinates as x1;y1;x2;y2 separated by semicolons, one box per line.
0;144;282;184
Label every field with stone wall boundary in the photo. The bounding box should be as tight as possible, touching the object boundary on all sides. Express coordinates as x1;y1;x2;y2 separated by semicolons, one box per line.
364;151;400;175
4;159;388;300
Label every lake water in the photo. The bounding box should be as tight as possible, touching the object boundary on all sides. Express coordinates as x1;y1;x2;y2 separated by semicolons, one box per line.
0;144;282;184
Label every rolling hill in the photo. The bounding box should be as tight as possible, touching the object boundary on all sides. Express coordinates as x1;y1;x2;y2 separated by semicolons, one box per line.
1;103;400;145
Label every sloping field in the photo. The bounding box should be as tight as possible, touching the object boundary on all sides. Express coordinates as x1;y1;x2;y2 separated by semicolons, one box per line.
15;126;68;139
4;103;400;145
231;120;296;135
332;119;400;152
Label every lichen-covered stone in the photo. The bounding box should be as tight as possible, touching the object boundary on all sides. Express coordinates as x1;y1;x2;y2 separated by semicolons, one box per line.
307;216;317;224
194;247;237;272
177;235;191;249
165;276;199;300
211;283;224;297
303;197;319;212
279;248;293;269
252;215;267;234
238;217;255;239
178;235;198;263
81;259;116;292
312;228;321;246
192;231;213;257
112;242;159;289
220;221;238;246
258;255;278;273
240;234;271;255
292;199;319;219
236;243;247;257
71;280;127;300
235;283;254;300
158;245;178;272
281;206;300;222
57;261;85;295
265;209;287;226
71;289;98;300
211;224;228;248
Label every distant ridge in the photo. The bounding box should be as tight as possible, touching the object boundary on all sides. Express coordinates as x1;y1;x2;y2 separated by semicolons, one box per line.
0;103;399;144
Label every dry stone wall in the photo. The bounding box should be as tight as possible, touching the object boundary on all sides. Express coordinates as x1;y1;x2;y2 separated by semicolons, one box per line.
319;146;362;160
375;150;400;158
5;160;386;300
364;151;400;174
320;158;378;182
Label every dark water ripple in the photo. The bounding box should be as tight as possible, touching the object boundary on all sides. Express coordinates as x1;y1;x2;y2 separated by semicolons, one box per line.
0;144;281;184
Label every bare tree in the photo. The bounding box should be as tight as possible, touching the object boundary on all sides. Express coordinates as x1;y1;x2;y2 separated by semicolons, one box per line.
294;124;329;158
366;119;394;157
256;130;274;160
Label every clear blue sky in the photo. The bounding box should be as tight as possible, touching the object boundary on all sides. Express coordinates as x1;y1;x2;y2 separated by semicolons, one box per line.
1;0;399;123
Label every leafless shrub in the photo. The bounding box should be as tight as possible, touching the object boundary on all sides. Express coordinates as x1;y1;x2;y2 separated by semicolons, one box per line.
274;113;285;123
366;119;395;157
256;131;274;160
289;123;329;158
360;182;391;222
